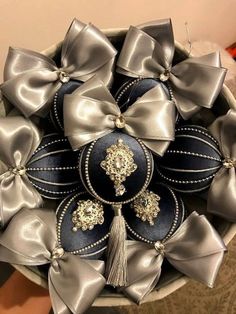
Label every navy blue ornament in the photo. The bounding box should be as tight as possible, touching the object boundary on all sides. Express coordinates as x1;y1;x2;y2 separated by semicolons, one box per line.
79;131;154;204
49;80;82;131
157;125;222;193
123;183;185;242
114;77;171;112
27;133;82;199
56;192;113;259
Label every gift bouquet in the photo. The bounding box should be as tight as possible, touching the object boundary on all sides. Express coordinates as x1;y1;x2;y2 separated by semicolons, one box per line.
0;18;235;314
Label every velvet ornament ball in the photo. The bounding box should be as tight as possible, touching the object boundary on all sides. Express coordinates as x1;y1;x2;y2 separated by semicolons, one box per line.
27;133;82;199
123;183;185;242
157;125;223;193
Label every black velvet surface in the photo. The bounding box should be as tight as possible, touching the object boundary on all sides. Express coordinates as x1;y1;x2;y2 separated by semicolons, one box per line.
56;192;113;259
123;183;185;242
79;131;153;204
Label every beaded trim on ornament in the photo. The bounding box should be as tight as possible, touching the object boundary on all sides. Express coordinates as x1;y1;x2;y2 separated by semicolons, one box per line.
115;77;175;108
52;92;64;131
125;184;182;243
79;138;153;205
157;126;222;192
26;137;81;199
57;192;110;256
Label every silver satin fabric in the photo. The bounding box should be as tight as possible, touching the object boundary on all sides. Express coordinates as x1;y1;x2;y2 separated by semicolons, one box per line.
64;76;175;156
208;110;236;221
0;116;43;227
1;19;117;118
0;208;106;314
117;19;227;120
123;212;226;303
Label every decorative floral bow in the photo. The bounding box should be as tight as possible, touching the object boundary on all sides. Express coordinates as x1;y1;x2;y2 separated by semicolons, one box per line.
208;110;236;221
122;212;226;303
0;208;106;314
0;116;43;227
117;19;227;120
1;19;117;118
64;76;176;156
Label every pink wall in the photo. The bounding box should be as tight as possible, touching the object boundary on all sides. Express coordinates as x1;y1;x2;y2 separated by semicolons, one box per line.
0;0;236;79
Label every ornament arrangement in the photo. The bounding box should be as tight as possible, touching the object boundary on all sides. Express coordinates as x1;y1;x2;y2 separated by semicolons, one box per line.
1;17;235;314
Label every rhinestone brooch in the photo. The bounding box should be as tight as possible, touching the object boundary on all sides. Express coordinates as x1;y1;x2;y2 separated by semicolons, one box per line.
131;190;161;225
72;199;104;232
100;138;138;196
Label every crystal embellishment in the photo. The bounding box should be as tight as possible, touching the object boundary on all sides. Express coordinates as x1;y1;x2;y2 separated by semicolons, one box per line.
159;69;170;82
72;199;104;231
58;71;70;83
100;138;138;196
131;190;161;225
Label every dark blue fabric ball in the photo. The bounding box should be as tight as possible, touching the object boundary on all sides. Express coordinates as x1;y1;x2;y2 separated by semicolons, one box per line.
56;192;113;259
157;125;222;193
27;133;82;199
123;183;185;242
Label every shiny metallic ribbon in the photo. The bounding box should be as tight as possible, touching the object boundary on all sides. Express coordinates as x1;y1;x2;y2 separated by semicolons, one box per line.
208;110;236;221
0;116;43;227
64;76;175;156
0;208;106;314
122;211;226;303
117;19;227;120
1;19;117;118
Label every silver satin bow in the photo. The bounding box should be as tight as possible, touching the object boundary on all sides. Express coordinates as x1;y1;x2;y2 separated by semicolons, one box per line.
0;208;106;314
123;211;226;303
0;116;43;227
64;76;175;156
208;110;236;221
1;19;117;118
117;19;227;120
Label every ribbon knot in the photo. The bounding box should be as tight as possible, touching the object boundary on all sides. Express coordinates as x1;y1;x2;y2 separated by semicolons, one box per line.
0;116;43;227
208;110;236;221
117;19;226;120
1;19;117;118
64;76;176;156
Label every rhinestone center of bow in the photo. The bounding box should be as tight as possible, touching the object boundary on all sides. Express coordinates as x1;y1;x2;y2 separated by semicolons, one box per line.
10;165;26;176
52;247;65;260
131;190;161;225
159;69;170;82
223;158;236;169
72;199;104;232
58;71;70;83
154;241;165;255
115;115;126;129
100;138;138;196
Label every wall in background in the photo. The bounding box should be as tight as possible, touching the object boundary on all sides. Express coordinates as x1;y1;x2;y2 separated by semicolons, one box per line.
0;0;236;79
